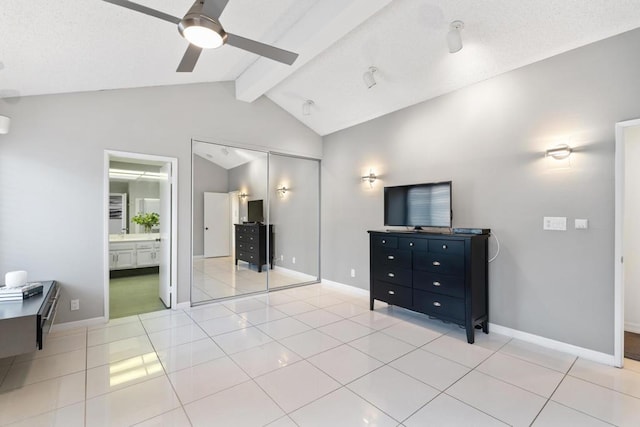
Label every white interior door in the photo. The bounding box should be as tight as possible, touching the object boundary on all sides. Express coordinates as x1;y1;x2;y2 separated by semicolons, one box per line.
229;191;240;254
204;192;230;257
159;163;172;307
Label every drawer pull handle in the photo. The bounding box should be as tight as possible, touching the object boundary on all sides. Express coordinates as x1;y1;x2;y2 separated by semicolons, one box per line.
442;244;447;249
433;281;441;287
388;290;395;295
409;242;414;247
387;273;395;278
432;261;441;266
387;255;395;260
382;239;386;244
433;302;442;307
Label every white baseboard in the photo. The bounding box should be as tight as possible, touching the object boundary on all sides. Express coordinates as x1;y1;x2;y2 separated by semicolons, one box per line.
51;316;107;332
273;265;318;282
320;279;369;297
174;301;191;310
625;321;640;334
489;323;615;366
193;255;205;260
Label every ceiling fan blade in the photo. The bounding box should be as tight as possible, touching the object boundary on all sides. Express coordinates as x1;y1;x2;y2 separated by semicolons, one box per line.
226;33;298;65
177;44;203;72
102;0;181;25
202;0;230;20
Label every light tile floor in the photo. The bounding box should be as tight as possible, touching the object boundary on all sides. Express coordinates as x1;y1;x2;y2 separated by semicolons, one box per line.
1;282;640;426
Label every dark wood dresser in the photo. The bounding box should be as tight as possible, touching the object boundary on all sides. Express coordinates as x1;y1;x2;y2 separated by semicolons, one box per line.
368;231;489;343
235;223;274;272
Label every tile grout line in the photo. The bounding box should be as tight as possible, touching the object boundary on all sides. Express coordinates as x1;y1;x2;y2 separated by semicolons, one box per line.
528;356;579;427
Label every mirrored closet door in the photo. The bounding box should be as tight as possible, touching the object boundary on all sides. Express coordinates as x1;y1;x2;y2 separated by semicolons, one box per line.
267;153;320;289
191;140;320;305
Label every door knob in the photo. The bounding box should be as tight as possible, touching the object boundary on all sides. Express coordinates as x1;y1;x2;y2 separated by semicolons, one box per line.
205;227;209;230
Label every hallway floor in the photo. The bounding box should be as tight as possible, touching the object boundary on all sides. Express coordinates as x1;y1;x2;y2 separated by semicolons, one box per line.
110;274;167;319
1;283;639;426
625;331;640;361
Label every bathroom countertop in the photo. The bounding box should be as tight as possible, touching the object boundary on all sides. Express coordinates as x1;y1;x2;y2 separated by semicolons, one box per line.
109;234;159;243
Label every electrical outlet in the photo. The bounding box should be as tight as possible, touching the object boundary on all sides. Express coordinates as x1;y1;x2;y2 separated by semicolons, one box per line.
543;216;567;231
351;269;356;278
292;257;296;264
70;299;80;311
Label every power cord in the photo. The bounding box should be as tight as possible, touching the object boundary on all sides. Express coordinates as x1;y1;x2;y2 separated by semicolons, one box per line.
489;231;500;263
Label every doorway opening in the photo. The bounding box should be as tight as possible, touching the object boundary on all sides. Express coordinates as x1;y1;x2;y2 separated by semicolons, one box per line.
615;119;640;366
104;150;178;320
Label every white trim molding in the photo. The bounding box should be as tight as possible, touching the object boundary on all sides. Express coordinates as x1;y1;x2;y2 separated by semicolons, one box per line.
614;118;640;368
490;323;615;366
51;317;107;333
625;322;640;335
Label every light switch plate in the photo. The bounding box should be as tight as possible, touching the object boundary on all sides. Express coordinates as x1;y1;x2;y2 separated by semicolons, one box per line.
543;216;567;231
575;219;589;229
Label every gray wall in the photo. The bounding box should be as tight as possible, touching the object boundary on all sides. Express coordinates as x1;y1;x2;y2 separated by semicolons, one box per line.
269;154;320;276
228;156;268;221
192;154;229;256
322;28;640;354
0;81;321;323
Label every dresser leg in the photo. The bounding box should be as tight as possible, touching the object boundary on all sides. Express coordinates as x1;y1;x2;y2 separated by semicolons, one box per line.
482;321;489;334
370;298;374;310
466;327;475;344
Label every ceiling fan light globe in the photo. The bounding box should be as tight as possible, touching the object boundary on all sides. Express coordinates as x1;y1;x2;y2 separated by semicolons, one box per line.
178;15;227;49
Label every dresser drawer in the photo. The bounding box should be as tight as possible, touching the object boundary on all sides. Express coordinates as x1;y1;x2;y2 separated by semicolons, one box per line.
372;235;398;249
428;239;464;255
413;290;465;322
237;233;258;243
372;267;412;287
373;249;411;269
414;252;464;276
413;271;464;298
399;238;427;251
237;251;258;263
372;280;412;307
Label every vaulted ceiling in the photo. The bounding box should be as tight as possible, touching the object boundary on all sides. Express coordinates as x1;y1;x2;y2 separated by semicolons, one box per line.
2;0;640;136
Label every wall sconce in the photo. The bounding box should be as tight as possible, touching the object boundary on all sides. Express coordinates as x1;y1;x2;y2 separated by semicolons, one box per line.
447;20;464;54
276;185;288;198
546;144;573;160
238;192;248;200
361;170;377;188
0;115;11;134
302;100;314;116
362;67;377;89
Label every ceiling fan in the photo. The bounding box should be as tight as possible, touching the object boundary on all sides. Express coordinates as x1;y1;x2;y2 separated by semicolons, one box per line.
103;0;299;72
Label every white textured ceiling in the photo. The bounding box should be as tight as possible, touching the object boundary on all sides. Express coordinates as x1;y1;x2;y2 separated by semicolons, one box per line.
1;0;640;136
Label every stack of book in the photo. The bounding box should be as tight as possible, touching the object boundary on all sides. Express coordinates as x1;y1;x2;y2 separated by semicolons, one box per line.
0;282;44;302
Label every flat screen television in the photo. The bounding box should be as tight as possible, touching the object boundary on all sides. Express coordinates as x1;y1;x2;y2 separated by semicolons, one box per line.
247;199;264;223
384;181;452;229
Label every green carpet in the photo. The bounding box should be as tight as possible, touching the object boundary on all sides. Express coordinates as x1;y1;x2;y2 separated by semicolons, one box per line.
110;274;167;319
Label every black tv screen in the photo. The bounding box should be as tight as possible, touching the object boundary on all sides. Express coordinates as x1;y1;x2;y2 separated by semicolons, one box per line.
384;182;452;228
247;199;264;223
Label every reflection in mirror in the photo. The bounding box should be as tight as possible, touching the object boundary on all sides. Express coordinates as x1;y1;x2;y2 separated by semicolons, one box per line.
191;141;321;305
191;141;268;303
268;154;320;288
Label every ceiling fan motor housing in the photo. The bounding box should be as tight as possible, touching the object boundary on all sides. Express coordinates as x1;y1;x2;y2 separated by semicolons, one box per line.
178;0;228;48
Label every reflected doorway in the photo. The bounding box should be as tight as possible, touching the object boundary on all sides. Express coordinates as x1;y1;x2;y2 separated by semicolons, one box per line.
191;140;320;305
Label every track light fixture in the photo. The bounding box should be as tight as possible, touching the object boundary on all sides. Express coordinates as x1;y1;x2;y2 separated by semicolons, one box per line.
302;100;314;116
447;20;464;54
363;66;378;89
